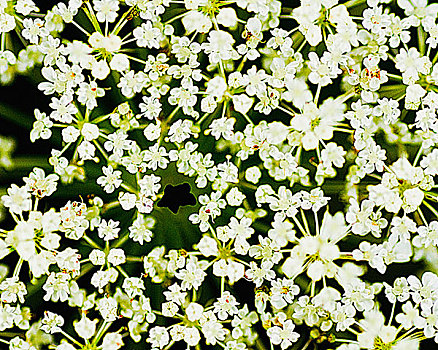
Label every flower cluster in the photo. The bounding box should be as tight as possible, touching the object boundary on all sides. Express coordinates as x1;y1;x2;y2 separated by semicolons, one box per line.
2;0;438;349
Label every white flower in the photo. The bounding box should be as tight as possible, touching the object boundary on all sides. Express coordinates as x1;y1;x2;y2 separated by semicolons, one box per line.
374;98;400;124
390;216;417;241
136;195;155;213
2;185;32;214
186;302;204;322
133;21;162;49
395;301;424;329
74;315;98;340
43;272;73;302
138;174;161;197
308;51;341;86
292;1;322;45
183;327;201;347
147;326;170;349
77;141;96;161
395;47;431;84
119;192;137;211
110;53;130;72
52;2;80;23
212;259;245;284
31;109;52;142
55;247;80;275
268;215;296;248
91;270;111;291
398;0;438;27
245;166;262;184
49;93;78;123
15;0;39;16
107;248;126;266
225;187;246;206
202;30;239;64
217;161;238;183
144;123;161;141
143;143;169;171
41;311;64;334
118;70;148;98
200;312;229;345
183;0;203;10
89;249;105;265
362;5;391;35
290;101;344;151
342;280;379;312
22;18;49;44
403;187;424;212
91;59;110;80
182;10;212;34
357;310;397;348
415;221;438;249
128;215;154;244
245;261;275;287
217;7;237;28
97;296;118;322
62;126;80;143
208;117;235;141
24;167;59;198
93;0;119;22
175;256;207;291
0;277;27;304
421;149;438;175
102;332;124;350
139;96;162;120
356;141;386;173
77;81;105;110
0;11;16;33
232;94;254;115
9;337;37;350
0;303;16;331
168;119;193;143
169;80;199;115
90;32;122;52
213;292;239;320
405;84;426;110
347;199;387;237
360;55;388;91
196;236;218;257
122;277;145;299
98;219;120;241
321;143;346;168
270;278;300;309
384;277;410;304
97;165;122;193
266;313;300;349
161;301;178;317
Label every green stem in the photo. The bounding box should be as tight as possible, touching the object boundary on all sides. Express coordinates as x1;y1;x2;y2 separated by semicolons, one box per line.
112;231;130;248
0;33;5;51
13;258;23;278
412;144;423;167
93;139;111;162
301;339;312;350
314;84;321;104
93;320;111;346
242;113;254;125
83;235;102;250
59;330;82;347
388;301;396;326
116;265;129;278
418;26;426;56
424;200;438;218
83;1;102;34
